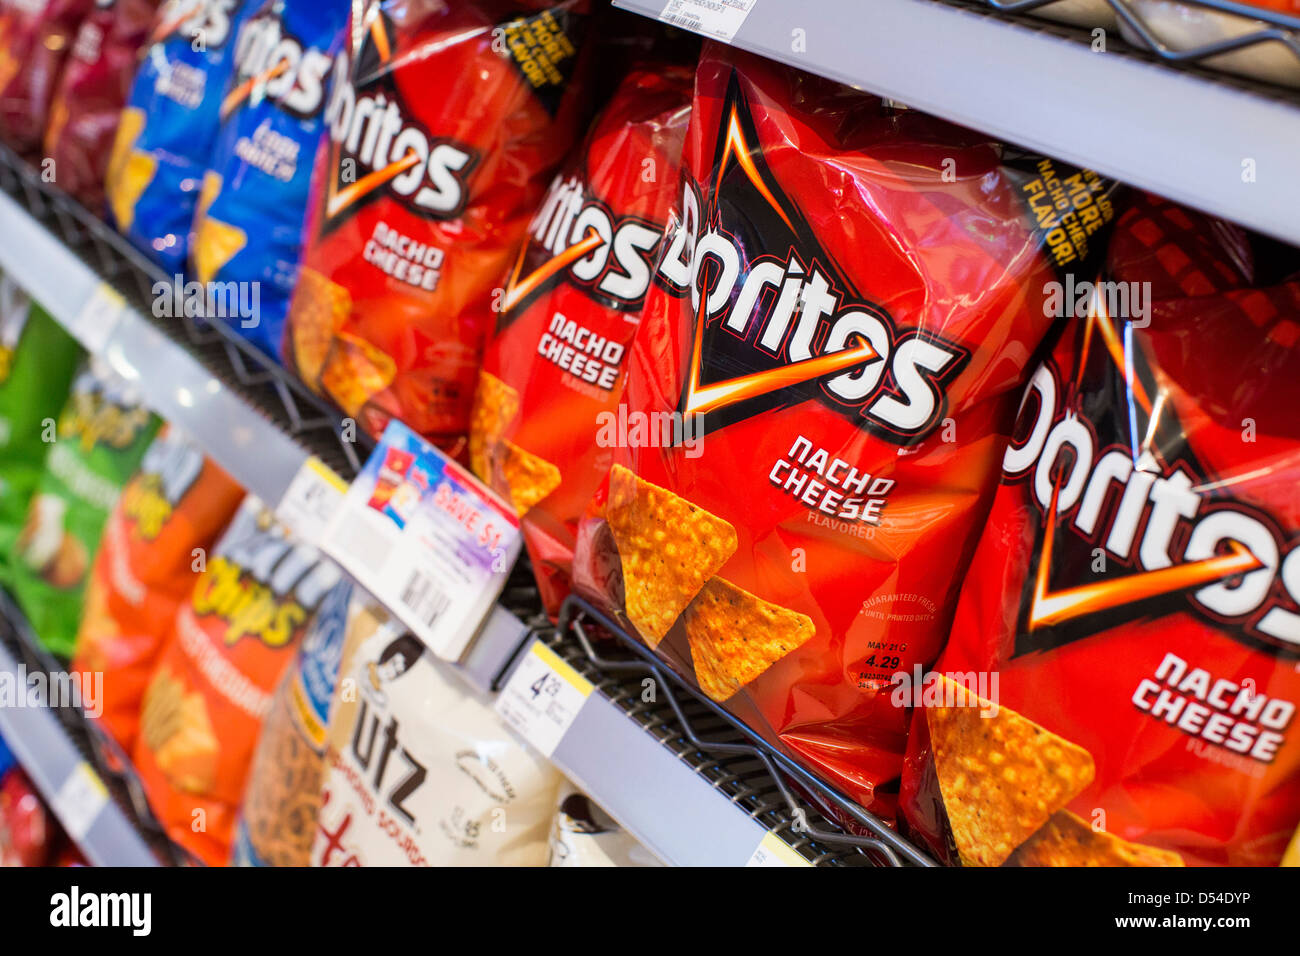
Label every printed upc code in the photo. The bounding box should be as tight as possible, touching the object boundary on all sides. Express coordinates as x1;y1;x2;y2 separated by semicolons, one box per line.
400;569;451;629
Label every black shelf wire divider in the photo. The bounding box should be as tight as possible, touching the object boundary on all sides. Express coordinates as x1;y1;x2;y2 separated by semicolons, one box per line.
952;0;1300;89
0;589;196;866
0;142;372;481
515;595;937;867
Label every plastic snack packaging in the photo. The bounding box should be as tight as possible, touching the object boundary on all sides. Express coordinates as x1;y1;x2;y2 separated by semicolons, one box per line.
0;765;52;867
547;784;661;867
470;59;692;614
191;0;349;361
104;0;254;271
43;0;161;209
133;494;341;865
571;43;1119;818
0;274;83;586
0;0;93;152
232;576;352;866
900;192;1300;866
312;601;562;866
69;425;244;751
283;0;594;454
10;358;161;658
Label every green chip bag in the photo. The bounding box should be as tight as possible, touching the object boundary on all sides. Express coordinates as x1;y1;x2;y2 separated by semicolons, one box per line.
9;358;160;657
0;275;83;587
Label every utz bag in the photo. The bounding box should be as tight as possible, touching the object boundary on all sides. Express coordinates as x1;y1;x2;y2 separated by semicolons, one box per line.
900;194;1300;867
572;44;1119;816
470;61;692;614
312;600;562;867
0;0;93;152
69;425;244;751
104;0;254;271
133;494;341;865
190;0;348;361
284;0;593;454
43;0;160;209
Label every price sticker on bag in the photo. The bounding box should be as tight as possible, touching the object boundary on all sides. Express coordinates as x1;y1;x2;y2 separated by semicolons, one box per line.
320;419;521;660
496;640;593;757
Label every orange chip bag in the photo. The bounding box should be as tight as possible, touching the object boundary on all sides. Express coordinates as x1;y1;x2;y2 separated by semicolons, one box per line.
70;426;244;751
133;494;342;865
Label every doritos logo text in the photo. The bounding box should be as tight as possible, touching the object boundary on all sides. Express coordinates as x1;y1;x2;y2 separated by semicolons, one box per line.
226;6;331;120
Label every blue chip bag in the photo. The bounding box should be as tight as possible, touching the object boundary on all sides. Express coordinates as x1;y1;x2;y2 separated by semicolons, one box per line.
190;0;348;361
105;0;255;272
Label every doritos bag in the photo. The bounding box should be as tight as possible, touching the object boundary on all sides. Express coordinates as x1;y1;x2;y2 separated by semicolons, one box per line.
571;44;1119;817
69;425;244;751
284;0;593;453
190;0;348;361
43;0;160;209
0;274;82;586
900;193;1300;867
133;494;341;865
104;0;254;272
470;61;692;614
10;358;161;658
232;576;352;867
312;600;562;867
0;0;92;152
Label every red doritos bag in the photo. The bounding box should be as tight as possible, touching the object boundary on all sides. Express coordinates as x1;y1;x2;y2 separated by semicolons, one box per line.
471;60;693;614
900;193;1300;867
0;0;93;152
43;0;159;208
283;0;593;454
70;425;244;752
572;43;1119;817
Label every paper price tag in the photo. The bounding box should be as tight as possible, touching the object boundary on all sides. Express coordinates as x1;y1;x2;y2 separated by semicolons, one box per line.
276;456;347;549
71;282;126;354
495;640;593;758
658;0;758;41
321;420;521;660
746;831;813;867
52;762;109;842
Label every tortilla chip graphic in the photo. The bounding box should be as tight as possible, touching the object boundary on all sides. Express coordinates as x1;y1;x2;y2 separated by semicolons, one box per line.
500;441;561;515
927;675;1095;867
105;109;151;230
193;215;247;286
604;465;737;646
685;576;815;702
1005;810;1185;867
287;267;351;387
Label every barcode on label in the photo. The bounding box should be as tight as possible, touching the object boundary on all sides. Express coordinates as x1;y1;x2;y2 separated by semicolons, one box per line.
662;13;698;28
400;569;451;629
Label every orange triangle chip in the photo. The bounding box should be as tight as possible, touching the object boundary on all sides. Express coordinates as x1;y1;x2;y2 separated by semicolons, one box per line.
500;441;560;515
1006;810;1184;867
685;576;815;702
468;370;520;483
604;464;737;646
928;675;1095;867
193;215;247;285
287;267;351;388
320;331;397;416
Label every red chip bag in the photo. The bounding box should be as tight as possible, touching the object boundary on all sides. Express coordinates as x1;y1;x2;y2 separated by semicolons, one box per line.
471;60;693;614
572;44;1119;817
42;0;159;208
0;0;93;152
900;195;1300;867
133;495;341;866
70;426;244;752
284;0;593;454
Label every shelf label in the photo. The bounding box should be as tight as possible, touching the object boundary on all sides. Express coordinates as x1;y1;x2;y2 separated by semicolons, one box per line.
51;761;109;842
658;0;757;41
496;640;593;758
276;456;347;549
320;419;521;661
71;282;126;354
747;831;812;867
